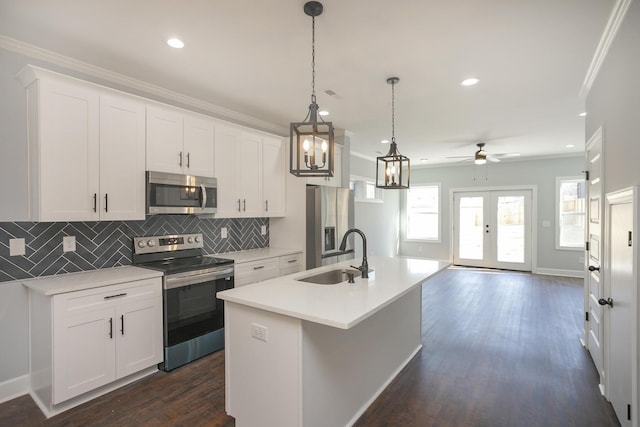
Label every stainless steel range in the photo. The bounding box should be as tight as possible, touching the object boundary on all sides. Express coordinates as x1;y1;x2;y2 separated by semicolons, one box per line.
132;233;234;371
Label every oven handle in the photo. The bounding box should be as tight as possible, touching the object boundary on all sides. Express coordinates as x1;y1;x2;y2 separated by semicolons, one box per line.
164;267;234;290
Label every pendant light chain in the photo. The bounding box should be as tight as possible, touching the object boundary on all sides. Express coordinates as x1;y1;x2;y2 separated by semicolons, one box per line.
391;80;395;143
311;14;316;104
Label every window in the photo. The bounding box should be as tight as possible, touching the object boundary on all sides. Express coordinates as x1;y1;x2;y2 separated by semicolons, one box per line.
350;176;383;203
556;177;586;249
406;184;440;241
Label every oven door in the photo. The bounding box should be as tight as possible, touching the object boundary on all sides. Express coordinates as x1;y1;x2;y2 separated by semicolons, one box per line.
163;267;234;347
147;171;217;215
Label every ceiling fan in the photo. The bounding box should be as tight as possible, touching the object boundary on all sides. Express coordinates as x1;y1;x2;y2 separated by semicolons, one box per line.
446;142;515;164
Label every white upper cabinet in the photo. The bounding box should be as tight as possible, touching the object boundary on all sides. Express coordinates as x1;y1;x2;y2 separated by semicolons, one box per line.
238;131;263;217
184;115;215;177
17;66;146;221
99;95;146;221
214;124;241;217
146;106;215;177
261;137;286;217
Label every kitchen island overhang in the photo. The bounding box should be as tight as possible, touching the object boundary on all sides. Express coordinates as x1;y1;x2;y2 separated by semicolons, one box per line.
218;256;450;427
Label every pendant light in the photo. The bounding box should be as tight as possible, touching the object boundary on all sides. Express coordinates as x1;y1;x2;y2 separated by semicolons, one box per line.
376;77;410;189
290;1;334;178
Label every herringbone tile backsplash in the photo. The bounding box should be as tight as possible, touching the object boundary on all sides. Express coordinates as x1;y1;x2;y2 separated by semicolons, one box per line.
0;216;268;282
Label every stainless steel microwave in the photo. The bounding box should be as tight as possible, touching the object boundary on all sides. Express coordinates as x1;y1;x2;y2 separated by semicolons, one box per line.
146;171;217;215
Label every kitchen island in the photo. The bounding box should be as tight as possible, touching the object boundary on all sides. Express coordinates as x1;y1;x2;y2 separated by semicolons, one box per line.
218;256;449;427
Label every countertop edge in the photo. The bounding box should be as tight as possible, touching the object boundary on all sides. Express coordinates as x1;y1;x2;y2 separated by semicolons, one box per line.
21;266;164;296
213;247;303;263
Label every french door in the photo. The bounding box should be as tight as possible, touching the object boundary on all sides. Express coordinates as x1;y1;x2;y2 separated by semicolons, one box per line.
453;190;532;271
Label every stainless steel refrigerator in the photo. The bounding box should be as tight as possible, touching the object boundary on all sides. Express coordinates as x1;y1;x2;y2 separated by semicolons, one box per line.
306;185;355;269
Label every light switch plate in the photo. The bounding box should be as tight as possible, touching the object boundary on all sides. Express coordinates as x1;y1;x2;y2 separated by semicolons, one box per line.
261;225;267;236
542;220;551;228
63;236;76;252
221;227;228;239
9;238;26;256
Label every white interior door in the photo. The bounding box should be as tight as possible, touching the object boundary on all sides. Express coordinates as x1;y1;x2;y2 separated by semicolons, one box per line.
606;191;634;426
453;190;532;271
585;128;604;383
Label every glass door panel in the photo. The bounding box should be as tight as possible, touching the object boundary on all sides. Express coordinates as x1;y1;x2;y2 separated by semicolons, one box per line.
458;197;484;260
496;196;525;263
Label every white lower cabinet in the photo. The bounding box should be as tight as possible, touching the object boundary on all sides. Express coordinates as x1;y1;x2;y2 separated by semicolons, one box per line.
234;252;303;287
30;277;163;413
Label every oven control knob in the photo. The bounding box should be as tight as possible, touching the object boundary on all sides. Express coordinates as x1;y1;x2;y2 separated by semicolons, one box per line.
187;237;194;243
147;239;156;247
137;240;146;248
194;236;201;243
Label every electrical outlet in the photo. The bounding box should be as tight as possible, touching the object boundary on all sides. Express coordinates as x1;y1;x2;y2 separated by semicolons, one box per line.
221;227;228;239
251;323;268;342
261;225;267;236
9;238;26;256
63;236;76;252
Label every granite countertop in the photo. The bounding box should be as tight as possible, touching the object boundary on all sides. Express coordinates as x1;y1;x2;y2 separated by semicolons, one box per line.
217;256;450;330
21;266;163;296
213;247;303;264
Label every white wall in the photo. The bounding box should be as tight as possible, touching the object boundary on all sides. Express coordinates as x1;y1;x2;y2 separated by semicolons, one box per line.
400;156;585;274
349;155;400;258
586;1;640;193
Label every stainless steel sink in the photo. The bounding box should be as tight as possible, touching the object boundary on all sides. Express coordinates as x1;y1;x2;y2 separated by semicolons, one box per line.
297;268;371;285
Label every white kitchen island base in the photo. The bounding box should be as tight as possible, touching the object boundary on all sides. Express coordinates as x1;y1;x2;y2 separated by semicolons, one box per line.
220;257;449;427
225;286;422;427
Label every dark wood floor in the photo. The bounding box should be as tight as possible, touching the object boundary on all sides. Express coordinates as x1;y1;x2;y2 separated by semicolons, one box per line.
0;268;620;426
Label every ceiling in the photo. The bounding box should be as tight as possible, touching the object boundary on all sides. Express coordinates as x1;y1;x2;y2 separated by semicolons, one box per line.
0;0;616;166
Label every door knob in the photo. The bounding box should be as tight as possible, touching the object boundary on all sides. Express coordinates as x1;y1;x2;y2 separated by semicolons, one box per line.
588;265;600;272
598;298;613;307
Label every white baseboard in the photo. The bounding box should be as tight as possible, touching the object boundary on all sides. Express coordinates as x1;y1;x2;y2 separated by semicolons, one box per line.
0;374;29;404
534;268;584;278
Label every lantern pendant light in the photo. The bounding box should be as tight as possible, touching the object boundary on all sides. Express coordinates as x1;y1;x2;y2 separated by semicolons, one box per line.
290;1;334;178
376;77;410;189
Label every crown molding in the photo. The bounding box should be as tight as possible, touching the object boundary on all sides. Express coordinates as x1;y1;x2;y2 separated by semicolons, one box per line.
0;35;288;136
580;0;633;98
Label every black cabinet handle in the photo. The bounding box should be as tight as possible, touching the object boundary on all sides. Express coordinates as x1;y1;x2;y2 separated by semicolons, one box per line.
187;152;190;168
589;265;600;272
243;199;246;212
109;317;113;339
104;292;127;300
93;193;97;212
120;314;124;335
179;151;183;167
104;193;108;212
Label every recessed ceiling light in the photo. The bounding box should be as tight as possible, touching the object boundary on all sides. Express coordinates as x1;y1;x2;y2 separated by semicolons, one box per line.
420;158;428;161
578;112;587;117
461;78;479;86
319;110;329;116
167;38;184;49
566;144;575;148
381;139;389;144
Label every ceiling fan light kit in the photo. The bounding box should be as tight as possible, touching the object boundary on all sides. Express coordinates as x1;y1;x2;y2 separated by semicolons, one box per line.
290;1;335;178
376;77;410;189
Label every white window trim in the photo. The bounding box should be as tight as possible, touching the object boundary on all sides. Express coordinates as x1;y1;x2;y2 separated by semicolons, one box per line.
555;175;586;251
404;182;441;243
350;174;384;204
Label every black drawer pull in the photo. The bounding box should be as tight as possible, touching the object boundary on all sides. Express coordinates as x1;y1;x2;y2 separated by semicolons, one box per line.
253;265;265;270
287;259;297;263
104;292;127;300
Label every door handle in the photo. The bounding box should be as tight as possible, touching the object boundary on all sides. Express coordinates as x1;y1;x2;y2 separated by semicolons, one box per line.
598;298;613;307
588;265;600;272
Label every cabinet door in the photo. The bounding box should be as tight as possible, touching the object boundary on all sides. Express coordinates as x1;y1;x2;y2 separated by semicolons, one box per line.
99;95;146;220
214;125;241;217
184;114;215;177
238;132;263;217
116;295;163;378
38;79;100;221
261;137;286;217
146;106;184;174
52;306;116;404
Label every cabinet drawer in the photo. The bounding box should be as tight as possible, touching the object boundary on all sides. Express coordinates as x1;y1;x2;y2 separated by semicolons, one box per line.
279;253;303;270
54;278;161;314
234;258;279;287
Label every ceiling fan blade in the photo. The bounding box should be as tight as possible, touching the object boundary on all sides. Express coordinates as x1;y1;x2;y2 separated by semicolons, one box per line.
487;156;501;163
445;155;473;159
